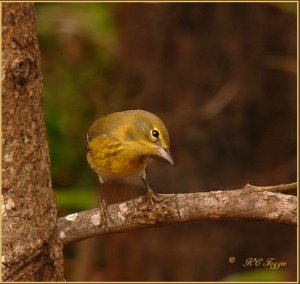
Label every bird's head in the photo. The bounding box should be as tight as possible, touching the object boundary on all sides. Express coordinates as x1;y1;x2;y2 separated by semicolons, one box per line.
124;110;174;165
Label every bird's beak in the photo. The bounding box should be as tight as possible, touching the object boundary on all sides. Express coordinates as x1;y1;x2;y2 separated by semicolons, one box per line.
156;145;174;165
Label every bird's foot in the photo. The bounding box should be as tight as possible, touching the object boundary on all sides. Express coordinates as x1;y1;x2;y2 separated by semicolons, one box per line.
146;188;165;220
98;200;110;231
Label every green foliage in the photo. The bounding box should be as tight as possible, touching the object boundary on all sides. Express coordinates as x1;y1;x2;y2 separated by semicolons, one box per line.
223;269;287;282
55;187;96;211
35;4;118;201
271;3;297;15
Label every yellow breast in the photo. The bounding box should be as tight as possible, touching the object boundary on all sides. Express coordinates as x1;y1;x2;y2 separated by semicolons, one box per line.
87;134;149;181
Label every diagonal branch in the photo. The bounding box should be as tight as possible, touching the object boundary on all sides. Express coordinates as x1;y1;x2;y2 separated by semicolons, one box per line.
57;183;297;245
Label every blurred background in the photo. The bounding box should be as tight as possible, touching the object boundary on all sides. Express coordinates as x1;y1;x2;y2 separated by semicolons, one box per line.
36;2;297;281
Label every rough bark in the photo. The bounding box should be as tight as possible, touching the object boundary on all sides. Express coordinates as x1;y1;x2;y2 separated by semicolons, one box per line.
58;183;297;245
2;3;64;281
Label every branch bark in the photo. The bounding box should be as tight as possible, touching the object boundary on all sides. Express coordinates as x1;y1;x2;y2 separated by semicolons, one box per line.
58;183;297;245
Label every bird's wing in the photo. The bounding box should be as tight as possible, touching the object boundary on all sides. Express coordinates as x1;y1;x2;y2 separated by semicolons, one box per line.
87;133;123;159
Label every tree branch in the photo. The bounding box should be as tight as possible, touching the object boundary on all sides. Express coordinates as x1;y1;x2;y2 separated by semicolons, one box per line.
244;182;297;192
57;183;297;245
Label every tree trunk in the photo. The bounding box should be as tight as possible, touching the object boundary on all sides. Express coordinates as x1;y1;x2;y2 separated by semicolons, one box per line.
2;3;64;281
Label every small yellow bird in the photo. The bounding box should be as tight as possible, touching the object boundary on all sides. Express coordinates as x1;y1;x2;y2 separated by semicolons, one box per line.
86;110;174;224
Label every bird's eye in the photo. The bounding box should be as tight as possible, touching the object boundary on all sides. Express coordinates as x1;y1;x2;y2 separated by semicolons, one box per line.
152;129;159;138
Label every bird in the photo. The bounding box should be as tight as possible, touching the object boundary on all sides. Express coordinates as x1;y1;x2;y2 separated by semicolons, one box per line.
86;110;174;227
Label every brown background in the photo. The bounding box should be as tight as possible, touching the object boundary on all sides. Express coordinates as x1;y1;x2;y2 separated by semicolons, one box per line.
37;3;297;281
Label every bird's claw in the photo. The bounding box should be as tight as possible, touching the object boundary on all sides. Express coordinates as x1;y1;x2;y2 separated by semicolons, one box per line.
98;200;110;231
146;188;165;219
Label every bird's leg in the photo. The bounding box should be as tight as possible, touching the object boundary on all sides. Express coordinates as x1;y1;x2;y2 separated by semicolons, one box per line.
98;178;109;230
142;178;156;208
141;177;164;215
